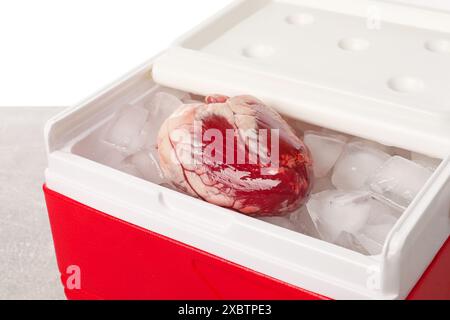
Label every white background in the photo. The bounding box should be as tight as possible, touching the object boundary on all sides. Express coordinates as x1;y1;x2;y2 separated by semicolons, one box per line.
0;0;449;107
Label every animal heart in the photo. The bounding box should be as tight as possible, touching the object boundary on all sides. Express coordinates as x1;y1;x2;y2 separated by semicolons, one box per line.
157;95;312;216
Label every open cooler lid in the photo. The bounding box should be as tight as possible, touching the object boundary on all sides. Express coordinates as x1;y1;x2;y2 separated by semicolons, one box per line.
152;0;450;159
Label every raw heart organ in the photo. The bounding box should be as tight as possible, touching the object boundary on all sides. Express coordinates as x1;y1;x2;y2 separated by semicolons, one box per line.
157;95;312;216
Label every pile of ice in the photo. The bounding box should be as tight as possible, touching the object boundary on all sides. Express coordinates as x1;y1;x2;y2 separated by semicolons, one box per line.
73;87;440;256
258;128;439;255
73;86;202;186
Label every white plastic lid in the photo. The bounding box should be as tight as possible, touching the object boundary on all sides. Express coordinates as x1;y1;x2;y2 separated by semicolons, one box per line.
152;0;450;158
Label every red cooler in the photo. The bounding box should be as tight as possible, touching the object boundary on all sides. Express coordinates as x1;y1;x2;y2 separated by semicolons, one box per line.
43;0;450;300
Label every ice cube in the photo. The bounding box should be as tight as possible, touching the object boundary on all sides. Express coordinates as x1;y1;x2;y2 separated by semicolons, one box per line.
99;148;127;168
73;125;127;167
129;119;159;151
356;224;395;255
366;156;433;209
289;206;321;238
105;92;183;155
307;188;400;255
356;225;392;255
307;191;400;255
306;190;372;242
352;198;400;255
104;106;149;154
362;224;394;244
127;148;166;184
258;216;298;232
116;162;143;179
411;152;441;171
334;232;369;255
304;131;347;178
311;175;334;194
146;92;184;122
367;197;402;221
332;142;390;190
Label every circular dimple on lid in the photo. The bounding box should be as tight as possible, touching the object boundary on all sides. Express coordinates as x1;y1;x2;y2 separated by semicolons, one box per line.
338;38;370;52
425;39;450;54
285;13;315;26
387;76;425;94
242;45;275;59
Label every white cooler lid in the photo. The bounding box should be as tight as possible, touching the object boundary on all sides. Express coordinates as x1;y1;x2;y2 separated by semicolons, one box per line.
152;0;450;159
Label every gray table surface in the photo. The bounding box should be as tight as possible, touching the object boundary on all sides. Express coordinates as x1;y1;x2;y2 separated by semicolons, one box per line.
0;107;66;300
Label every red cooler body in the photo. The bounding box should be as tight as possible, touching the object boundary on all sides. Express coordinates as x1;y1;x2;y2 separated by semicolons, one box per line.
44;186;450;300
